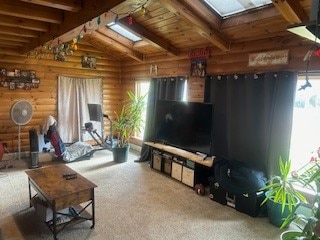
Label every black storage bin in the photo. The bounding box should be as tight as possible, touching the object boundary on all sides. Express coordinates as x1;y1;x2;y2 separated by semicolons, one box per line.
208;176;227;205
235;191;265;217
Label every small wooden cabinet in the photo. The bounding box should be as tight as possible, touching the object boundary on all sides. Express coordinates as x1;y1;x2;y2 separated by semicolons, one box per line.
146;142;214;188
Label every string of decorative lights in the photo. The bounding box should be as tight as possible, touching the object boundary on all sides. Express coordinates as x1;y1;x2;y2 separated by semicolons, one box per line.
28;0;150;61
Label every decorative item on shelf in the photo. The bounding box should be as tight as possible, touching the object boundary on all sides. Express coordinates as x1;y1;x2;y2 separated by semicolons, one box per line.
0;68;39;90
14;69;20;77
0;68;6;82
20;70;30;78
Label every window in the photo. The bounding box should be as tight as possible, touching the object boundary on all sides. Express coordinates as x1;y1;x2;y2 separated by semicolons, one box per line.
290;76;320;171
203;0;272;18
135;80;150;138
107;22;142;42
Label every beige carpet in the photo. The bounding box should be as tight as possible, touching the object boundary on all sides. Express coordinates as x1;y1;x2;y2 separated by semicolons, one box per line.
0;150;285;240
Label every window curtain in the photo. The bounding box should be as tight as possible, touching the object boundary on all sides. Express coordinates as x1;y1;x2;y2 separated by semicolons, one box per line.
58;76;102;143
204;72;297;176
139;76;187;162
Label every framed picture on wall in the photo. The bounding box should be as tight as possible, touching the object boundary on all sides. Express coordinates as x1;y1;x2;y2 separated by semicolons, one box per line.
0;68;6;76
9;82;16;90
20;70;30;78
32;78;40;84
190;59;206;77
30;70;36;79
14;69;21;77
82;56;96;69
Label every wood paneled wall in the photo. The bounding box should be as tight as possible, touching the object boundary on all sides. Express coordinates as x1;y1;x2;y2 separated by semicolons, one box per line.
0;42;121;153
1;35;320;154
121;36;320;103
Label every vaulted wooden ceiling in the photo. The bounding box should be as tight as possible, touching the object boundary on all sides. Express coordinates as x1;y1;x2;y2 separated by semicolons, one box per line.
0;0;313;62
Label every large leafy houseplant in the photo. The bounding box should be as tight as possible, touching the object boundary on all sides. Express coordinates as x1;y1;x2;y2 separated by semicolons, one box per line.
113;91;146;148
260;156;307;228
280;151;320;240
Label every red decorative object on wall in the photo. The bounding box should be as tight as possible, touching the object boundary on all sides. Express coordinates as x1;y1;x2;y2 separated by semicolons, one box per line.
189;48;210;59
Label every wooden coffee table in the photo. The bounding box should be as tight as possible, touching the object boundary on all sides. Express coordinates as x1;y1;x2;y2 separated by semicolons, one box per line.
25;164;97;240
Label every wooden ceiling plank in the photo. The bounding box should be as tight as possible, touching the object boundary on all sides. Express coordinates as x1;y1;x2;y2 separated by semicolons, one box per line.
19;0;82;12
0;0;62;24
0;26;39;38
272;0;308;24
20;0;126;54
0;48;21;56
90;31;144;62
158;0;230;51
221;6;280;29
0;35;30;43
182;0;222;29
0;15;49;32
118;18;179;56
0;40;24;47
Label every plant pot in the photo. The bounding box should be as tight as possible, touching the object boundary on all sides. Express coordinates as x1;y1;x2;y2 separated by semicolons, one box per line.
279;230;302;240
267;195;300;228
112;145;130;163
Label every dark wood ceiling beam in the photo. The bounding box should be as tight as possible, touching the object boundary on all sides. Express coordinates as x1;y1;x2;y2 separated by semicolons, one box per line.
0;48;21;56
0;26;38;38
158;0;230;51
90;31;144;62
0;0;63;23
272;0;308;24
20;0;126;54
0;35;30;43
118;18;179;56
0;15;49;32
20;0;82;12
0;40;24;47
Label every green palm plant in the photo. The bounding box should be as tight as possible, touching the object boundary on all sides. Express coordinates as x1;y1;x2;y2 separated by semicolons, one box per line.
260;156;307;228
281;155;320;239
261;156;307;213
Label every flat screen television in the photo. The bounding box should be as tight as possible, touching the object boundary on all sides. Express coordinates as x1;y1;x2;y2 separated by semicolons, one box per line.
154;100;213;156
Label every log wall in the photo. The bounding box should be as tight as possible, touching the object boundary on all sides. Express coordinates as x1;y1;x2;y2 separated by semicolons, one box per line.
0;42;121;153
121;36;320;103
1;35;320;154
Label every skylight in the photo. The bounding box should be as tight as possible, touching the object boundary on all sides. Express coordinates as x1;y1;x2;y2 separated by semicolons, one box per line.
203;0;272;18
107;22;142;42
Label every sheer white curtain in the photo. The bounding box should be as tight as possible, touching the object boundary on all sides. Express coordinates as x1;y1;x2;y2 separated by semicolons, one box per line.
58;76;102;143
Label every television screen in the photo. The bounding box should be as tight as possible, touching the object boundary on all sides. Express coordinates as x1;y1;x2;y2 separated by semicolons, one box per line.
154;100;213;156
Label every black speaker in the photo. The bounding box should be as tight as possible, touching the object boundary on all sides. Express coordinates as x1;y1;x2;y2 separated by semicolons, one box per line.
29;128;39;169
29;128;39;152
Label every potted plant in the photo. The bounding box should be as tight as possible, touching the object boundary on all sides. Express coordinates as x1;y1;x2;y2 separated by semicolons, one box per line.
260;156;307;228
112;91;146;163
279;152;320;240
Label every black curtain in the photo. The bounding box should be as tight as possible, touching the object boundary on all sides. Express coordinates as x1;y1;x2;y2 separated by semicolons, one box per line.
139;76;186;162
204;72;297;176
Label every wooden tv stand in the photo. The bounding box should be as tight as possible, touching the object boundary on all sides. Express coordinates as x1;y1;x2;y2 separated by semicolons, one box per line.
144;142;215;187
